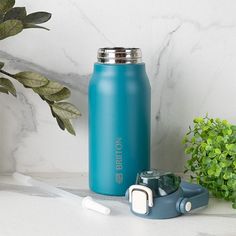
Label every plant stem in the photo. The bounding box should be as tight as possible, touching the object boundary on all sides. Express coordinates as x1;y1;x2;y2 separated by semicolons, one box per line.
0;69;15;78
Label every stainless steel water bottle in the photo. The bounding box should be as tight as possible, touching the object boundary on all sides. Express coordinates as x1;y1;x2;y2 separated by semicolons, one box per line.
89;47;151;196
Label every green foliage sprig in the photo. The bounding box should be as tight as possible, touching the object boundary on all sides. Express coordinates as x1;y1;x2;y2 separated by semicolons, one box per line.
0;0;81;135
183;115;236;208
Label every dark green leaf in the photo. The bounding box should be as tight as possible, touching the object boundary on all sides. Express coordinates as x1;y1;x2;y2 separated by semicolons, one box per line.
44;87;71;101
52;102;81;119
55;115;65;131
0;77;16;96
50;104;77;135
33;80;64;95
62;118;76;135
24;11;51;24
23;23;49;31
0;0;15;14
0;61;4;68
49;105;56;118
4;7;26;21
0;86;8;94
15;71;48;88
0;12;3;23
232;202;236;209
0;19;23;40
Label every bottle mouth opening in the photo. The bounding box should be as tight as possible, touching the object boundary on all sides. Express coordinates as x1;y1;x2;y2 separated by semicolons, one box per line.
97;47;142;64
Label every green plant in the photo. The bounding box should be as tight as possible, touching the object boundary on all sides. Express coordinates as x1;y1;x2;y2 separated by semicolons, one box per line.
0;0;81;135
183;115;236;208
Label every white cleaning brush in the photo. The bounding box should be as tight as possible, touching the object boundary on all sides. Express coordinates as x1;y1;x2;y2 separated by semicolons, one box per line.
13;172;111;215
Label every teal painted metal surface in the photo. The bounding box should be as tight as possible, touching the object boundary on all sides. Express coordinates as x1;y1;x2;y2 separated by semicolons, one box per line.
89;63;151;195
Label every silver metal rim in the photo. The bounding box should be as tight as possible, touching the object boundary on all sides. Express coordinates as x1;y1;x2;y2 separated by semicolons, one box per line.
97;47;142;64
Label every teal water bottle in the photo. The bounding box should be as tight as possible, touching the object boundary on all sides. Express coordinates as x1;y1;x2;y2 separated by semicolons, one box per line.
89;47;150;196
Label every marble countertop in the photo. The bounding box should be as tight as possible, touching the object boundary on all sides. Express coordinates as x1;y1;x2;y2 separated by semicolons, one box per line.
0;173;235;236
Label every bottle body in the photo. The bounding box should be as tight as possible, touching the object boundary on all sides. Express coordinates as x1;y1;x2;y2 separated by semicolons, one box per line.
89;62;150;196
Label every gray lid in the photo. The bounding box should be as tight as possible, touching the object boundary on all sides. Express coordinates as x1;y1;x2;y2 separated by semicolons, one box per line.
97;47;142;64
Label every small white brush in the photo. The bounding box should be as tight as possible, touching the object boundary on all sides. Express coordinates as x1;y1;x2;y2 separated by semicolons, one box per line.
13;172;111;215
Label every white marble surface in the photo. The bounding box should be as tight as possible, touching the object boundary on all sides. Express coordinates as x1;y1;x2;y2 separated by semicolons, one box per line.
0;173;235;236
1;0;236;173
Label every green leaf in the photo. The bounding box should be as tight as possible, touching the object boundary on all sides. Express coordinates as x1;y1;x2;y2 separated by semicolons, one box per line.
233;160;236;168
209;130;217;137
4;7;26;21
226;144;234;150
0;12;3;23
222;120;229;125
33;80;64;95
0;61;4;68
231;125;236;131
51;108;76;135
227;129;233;135
223;172;232;180
207;168;215;176
214;148;221;154
55;115;65;130
52;102;81;119
23;23;49;31
216;136;223;142
0;19;23;40
182;135;188;144
0;86;8;94
215;166;222;177
0;77;16;96
15;71;48;88
205;145;212;151
185;147;193;154
62;118;76;135
50;104;76;135
207;138;212;144
0;0;15;14
220;160;228;168
232;202;236;209
194;117;204;123
44;87;71;101
24;11;51;24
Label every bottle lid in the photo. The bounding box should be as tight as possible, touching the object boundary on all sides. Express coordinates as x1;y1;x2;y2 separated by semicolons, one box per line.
97;47;142;64
136;169;181;197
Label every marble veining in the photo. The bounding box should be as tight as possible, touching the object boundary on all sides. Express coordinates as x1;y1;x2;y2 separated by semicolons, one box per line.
68;0;115;46
1;0;236;173
0;51;89;173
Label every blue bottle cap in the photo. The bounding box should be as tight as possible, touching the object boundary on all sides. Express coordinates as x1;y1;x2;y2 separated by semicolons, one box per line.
136;169;181;197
